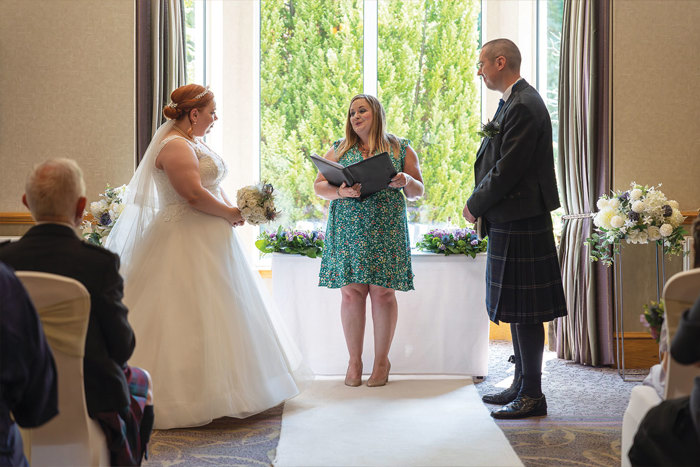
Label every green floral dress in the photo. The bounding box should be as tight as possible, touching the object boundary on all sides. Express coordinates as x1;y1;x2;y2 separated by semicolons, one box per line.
318;139;414;291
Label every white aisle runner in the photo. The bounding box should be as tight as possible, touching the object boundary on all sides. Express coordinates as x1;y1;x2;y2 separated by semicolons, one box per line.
274;376;523;467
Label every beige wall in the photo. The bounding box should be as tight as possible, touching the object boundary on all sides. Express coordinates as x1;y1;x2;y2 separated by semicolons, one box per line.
612;0;700;332
0;1;135;222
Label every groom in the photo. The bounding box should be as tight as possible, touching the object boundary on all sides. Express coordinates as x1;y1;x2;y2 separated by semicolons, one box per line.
463;39;567;419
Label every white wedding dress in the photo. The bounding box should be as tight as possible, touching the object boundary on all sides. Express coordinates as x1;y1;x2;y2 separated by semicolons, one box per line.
106;126;305;429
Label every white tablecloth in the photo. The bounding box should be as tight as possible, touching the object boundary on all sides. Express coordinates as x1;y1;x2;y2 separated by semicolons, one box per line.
272;252;489;376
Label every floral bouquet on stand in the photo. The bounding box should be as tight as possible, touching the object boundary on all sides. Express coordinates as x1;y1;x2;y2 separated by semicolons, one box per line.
586;182;686;266
237;181;280;225
81;184;127;246
255;226;325;258
641;300;665;344
415;227;487;258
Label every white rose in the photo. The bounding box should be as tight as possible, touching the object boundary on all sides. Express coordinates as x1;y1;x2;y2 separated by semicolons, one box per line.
594;209;615;229
631;200;645;213
659;223;673;237
630;189;643;201
647;226;661;241
610;215;625;229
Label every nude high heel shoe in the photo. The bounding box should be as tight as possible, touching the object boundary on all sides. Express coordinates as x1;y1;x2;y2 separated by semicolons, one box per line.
367;362;391;387
345;363;362;387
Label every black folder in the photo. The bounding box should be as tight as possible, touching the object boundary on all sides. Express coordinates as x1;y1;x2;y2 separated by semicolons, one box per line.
310;152;398;200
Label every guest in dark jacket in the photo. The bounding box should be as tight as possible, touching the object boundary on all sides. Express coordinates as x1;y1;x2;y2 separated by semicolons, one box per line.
628;293;700;466
0;159;154;466
0;262;58;467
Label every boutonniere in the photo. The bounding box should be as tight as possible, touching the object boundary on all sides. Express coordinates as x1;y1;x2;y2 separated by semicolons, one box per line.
477;120;501;139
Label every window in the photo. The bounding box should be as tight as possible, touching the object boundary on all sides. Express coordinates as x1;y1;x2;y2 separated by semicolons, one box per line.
188;0;564;256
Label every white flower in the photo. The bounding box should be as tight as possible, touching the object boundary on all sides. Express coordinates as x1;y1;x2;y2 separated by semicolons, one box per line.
631;200;646;213
610;215;626;229
626;229;649;244
659;223;673;237
630;189;643;201
670;209;685;227
596;198;610;210
647;226;661;241
608;198;621;209
668;200;680;210
594;208;615;229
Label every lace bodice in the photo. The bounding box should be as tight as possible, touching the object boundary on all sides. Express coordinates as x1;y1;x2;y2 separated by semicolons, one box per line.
153;135;228;207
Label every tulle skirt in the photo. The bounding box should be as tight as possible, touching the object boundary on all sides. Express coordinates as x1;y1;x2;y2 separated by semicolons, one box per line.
121;204;304;429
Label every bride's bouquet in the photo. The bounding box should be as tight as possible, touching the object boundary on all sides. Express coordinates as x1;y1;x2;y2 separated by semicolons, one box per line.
236;181;280;225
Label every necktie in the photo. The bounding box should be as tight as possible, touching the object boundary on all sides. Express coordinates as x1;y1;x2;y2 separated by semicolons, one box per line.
493;98;505;120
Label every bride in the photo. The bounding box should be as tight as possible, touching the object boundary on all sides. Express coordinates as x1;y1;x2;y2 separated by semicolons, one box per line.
105;84;305;429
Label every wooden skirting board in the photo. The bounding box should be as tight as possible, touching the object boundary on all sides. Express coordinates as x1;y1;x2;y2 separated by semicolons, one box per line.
614;332;660;369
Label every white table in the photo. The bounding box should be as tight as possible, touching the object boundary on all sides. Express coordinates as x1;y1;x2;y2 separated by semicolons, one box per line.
272;252;489;376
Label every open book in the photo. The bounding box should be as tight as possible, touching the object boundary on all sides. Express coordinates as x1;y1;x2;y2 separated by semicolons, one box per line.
310;152;398;200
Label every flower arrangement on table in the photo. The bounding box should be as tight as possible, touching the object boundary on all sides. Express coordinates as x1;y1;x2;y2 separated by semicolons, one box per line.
415;227;487;258
255;226;325;259
641;300;664;344
81;184;127;246
237;181;280;225
586;182;686;266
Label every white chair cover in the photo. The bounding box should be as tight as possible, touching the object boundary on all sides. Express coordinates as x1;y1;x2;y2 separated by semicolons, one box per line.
662;268;700;400
16;271;110;467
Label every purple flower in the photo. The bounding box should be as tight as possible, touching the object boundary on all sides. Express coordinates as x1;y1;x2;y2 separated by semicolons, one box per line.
438;244;446;251
662;204;673;217
317;231;325;241
628;211;640;222
286;232;294;241
619;191;630;201
99;212;112;226
471;239;479;246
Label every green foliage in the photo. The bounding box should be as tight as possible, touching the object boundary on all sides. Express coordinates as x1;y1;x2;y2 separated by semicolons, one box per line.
255;226;325;258
260;0;481;226
378;0;481;226
260;0;363;224
415;227;487;257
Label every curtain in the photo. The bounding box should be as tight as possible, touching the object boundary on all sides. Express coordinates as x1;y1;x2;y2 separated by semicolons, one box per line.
555;0;613;366
136;0;187;164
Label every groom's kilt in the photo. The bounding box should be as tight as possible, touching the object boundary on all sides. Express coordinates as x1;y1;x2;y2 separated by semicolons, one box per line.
485;213;567;324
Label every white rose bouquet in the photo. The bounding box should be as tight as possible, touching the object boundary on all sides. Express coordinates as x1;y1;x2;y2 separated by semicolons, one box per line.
81;184;127;245
236;181;280;225
586;182;687;266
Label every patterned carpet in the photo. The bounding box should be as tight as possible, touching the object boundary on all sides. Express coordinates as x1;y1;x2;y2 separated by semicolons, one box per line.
143;341;642;467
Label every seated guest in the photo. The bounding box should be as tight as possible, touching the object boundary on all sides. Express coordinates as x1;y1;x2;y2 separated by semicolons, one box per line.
642;216;700;398
0;262;58;467
0;159;154;466
628;292;700;466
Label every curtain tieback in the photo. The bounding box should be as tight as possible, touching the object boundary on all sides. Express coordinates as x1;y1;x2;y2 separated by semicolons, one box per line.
562;212;594;220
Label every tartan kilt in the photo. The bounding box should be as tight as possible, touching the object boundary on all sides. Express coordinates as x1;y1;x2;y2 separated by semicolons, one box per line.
485;213;567;324
95;365;151;466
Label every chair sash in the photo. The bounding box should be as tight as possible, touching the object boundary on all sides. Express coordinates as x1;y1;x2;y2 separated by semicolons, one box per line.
36;297;89;358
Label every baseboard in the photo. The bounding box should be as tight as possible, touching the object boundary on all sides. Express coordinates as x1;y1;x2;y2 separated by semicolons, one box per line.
614;332;660;369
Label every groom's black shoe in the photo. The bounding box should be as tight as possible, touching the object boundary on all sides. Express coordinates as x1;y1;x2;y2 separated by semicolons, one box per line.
490;394;547;419
481;376;521;405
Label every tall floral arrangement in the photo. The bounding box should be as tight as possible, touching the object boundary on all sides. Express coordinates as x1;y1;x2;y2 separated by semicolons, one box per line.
586;182;686;266
81;184;127;246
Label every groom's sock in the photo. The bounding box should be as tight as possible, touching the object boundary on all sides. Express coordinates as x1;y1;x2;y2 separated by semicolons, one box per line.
510;323;523;388
515;323;544;398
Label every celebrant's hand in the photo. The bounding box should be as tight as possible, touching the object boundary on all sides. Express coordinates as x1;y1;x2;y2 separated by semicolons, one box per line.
462;202;476;223
227;207;244;227
389;172;412;189
338;182;361;199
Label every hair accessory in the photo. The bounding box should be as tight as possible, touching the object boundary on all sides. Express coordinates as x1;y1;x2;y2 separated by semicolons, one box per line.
167;102;178;109
193;86;211;100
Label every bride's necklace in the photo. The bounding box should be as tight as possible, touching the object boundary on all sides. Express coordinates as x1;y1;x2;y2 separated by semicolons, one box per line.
173;124;197;142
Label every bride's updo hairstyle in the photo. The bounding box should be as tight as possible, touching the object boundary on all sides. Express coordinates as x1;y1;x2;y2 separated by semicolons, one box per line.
162;84;214;121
